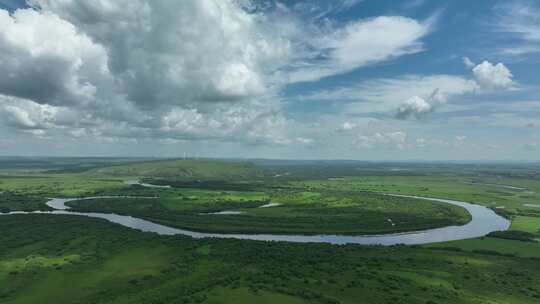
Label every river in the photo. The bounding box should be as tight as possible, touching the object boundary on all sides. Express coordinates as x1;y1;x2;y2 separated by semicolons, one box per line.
1;192;510;245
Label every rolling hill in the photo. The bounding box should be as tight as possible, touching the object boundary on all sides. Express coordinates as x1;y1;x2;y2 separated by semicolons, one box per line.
91;159;263;180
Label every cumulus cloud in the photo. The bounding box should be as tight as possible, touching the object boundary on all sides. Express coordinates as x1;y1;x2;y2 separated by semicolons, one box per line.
316;75;477;116
298;55;516;122
415;137;450;148
393;60;515;119
395;96;433;119
29;0;290;107
159;102;292;145
394;60;515;119
472;61;513;90
395;89;446;120
0;1;297;145
296;137;314;145
0;1;436;149
0;96;63;131
355;131;407;150
341;122;357;131
0;8;108;105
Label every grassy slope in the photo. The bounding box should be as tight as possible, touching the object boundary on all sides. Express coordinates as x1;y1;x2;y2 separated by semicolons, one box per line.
90;159;262;180
1;215;540;304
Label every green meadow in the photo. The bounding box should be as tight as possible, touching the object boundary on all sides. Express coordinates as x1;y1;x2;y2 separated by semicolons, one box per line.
1;158;540;303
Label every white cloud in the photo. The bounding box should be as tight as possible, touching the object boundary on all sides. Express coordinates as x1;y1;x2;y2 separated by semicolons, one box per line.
392;60;515;119
454;135;467;147
304;60;514;119
472;61;513;90
395;96;433;120
329;75;477;115
494;2;540;56
0;1;436;149
463;57;475;69
29;0;291;107
159;102;292;145
355;131;407;150
496;2;540;42
415;137;449;148
0;96;62;130
341;122;357;131
455;135;467;142
0;2;298;145
296;137;314;145
308;75;476;103
287;16;432;83
329;17;428;67
0;8;108;105
395;88;449;120
290;0;363;19
341;0;363;9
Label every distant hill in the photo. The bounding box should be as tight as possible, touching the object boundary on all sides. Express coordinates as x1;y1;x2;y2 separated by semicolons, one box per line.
91;159;263;180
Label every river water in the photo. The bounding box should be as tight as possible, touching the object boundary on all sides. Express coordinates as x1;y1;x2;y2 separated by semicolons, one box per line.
1;193;510;245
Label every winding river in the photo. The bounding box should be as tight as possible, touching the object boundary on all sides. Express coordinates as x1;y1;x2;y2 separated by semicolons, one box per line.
1;190;510;245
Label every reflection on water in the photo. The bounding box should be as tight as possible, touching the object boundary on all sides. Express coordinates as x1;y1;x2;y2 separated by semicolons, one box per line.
1;194;510;246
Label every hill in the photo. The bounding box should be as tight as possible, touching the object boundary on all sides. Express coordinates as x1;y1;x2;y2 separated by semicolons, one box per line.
90;159;263;180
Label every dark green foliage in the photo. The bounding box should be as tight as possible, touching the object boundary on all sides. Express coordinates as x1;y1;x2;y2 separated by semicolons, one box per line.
64;190;470;235
1;215;540;304
0;190;50;213
487;230;537;242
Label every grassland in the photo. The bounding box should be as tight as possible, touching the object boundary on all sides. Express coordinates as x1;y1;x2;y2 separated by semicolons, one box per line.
294;175;540;213
0;161;472;235
1;214;540;304
90;159;263;180
64;188;471;235
511;216;540;236
1;159;540;303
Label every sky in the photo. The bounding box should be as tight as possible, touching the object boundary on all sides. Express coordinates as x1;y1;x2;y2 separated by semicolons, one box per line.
0;0;539;161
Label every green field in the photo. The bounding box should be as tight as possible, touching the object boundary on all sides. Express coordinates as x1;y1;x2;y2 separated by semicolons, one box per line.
511;216;540;236
65;189;471;235
295;175;540;214
90;159;263;180
1;215;540;304
1;158;540;303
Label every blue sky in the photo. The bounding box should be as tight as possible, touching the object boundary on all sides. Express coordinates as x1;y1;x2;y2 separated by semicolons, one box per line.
0;0;539;160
